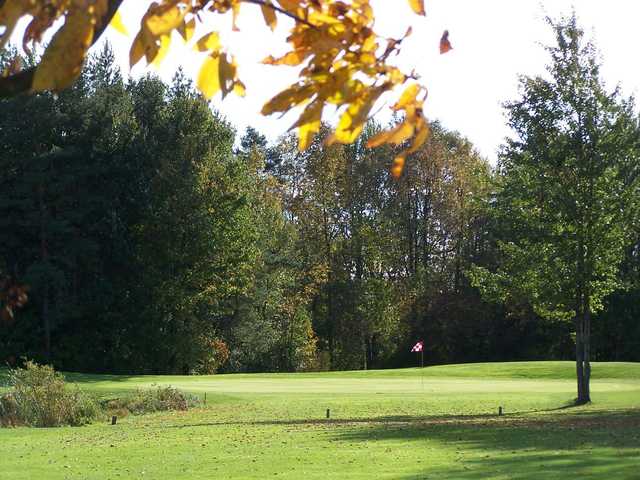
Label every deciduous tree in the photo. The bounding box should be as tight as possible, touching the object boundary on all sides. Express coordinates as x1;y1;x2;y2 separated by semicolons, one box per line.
469;15;640;404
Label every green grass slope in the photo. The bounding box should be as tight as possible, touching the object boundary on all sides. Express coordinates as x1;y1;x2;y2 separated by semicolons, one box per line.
1;361;639;479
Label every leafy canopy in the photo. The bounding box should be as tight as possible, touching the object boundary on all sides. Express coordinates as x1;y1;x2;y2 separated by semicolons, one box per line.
0;0;451;172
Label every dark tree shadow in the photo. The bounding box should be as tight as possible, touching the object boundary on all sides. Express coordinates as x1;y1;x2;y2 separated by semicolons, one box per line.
327;409;640;479
162;407;640;478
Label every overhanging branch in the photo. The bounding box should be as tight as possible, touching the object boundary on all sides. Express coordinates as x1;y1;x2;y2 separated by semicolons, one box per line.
243;0;317;29
0;0;125;98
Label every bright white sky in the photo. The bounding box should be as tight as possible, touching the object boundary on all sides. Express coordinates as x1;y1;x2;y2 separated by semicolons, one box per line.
91;1;640;161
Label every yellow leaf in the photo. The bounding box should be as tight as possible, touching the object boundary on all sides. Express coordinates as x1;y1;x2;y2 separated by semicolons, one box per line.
408;0;425;15
263;50;310;66
261;2;277;31
177;18;196;42
407;119;430;153
146;5;184;36
278;0;304;16
218;53;238;98
393;84;420;111
143;35;159;64
362;34;377;53
298;119;322;151
233;80;246;97
197;54;221;100
152;34;171;67
232;2;241;32
109;10;128;36
391;154;406;179
129;31;145;67
31;11;94;92
194;32;221;52
367;121;415;148
291;101;324;150
262;84;314;115
330;87;384;144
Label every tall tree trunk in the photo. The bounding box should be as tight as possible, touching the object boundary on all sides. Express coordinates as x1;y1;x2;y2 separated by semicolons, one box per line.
362;336;367;371
575;318;584;403
575;304;591;404
575;234;591;404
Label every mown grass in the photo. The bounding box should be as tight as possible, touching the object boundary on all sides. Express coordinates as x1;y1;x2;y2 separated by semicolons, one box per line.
1;361;639;479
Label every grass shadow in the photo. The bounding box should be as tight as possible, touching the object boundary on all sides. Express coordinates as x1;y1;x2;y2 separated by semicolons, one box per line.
328;408;640;479
160;407;640;478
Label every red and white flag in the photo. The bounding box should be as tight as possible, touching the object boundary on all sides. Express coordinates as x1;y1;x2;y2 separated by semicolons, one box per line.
411;341;424;352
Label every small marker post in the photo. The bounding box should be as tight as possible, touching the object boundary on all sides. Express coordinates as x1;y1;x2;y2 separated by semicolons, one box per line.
326;408;330;419
498;406;503;416
111;416;117;425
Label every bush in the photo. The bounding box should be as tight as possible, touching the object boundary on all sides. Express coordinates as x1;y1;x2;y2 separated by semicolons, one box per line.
104;385;199;416
0;361;101;427
0;393;19;427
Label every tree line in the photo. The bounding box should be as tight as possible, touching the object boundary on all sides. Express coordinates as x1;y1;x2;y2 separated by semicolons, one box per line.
1;18;639;383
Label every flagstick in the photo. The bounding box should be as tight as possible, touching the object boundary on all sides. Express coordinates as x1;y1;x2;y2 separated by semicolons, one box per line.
421;348;424;391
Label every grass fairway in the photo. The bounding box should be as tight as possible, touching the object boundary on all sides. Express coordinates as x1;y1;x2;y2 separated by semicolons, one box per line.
1;362;639;479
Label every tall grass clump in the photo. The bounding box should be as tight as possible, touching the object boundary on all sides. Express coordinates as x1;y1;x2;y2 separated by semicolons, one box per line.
0;361;101;427
104;385;199;416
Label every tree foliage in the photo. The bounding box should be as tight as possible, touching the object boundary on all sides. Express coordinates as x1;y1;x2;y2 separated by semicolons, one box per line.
468;15;640;403
4;19;640;375
0;0;450;169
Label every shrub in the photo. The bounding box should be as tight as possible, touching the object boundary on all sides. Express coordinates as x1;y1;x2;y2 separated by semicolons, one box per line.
0;393;19;427
0;361;101;427
104;385;199;416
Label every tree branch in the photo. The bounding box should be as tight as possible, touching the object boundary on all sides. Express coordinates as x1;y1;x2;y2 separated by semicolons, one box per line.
0;0;125;98
242;0;318;29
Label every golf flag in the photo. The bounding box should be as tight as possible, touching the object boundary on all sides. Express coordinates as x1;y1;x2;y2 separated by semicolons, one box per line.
411;341;424;352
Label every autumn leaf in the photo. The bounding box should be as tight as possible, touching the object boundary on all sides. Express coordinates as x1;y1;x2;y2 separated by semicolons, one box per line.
198;54;221;99
263;50;311;66
31;10;94;92
261;2;278;31
407;0;426;16
330;87;385;144
195;32;221;52
152;34;171;67
233;80;246;97
367;121;415;148
262;84;315;115
393;84;421;111
129;30;145;67
232;2;241;32
440;30;453;54
146;5;185;36
1;0;440;159
391;154;406;179
110;10;129;36
218;53;237;98
177;18;196;42
291;101;324;150
407;119;430;153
